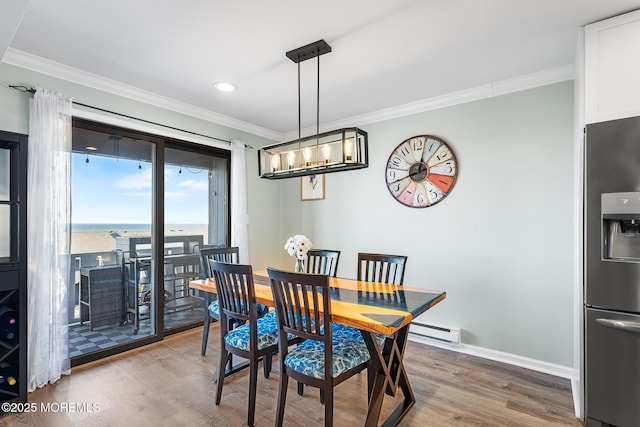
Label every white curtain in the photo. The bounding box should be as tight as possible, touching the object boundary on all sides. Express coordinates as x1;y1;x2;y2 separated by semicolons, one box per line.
27;88;72;391
230;140;250;263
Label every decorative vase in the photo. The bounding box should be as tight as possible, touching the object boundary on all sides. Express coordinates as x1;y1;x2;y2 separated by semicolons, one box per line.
295;258;305;273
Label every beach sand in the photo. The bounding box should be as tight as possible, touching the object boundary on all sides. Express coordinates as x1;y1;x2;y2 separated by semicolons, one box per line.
71;228;208;254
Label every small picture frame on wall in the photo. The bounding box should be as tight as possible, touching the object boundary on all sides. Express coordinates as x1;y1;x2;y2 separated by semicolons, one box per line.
300;174;325;201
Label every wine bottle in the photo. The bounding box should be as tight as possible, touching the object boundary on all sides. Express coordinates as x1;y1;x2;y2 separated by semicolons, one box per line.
0;362;17;390
0;306;17;343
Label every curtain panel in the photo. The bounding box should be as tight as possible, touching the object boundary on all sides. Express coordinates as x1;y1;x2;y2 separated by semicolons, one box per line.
27;88;73;391
230;140;249;264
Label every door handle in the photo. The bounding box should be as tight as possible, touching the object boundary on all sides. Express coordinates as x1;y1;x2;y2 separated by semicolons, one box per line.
596;318;640;334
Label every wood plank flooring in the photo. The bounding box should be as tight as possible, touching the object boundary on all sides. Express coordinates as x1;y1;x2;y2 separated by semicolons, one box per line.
0;325;583;426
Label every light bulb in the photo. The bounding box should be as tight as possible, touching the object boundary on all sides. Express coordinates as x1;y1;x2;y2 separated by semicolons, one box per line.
344;138;353;161
304;147;312;166
271;154;280;172
288;151;296;169
322;145;331;163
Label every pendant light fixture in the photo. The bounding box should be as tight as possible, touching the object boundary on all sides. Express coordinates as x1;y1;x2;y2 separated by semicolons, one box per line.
258;40;368;179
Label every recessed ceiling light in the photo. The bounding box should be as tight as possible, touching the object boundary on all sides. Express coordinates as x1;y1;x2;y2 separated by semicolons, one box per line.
86;146;97;151
214;82;236;92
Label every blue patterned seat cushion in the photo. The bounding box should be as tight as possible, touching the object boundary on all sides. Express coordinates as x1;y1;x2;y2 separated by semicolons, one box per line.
284;336;370;380
208;300;220;318
224;311;280;351
331;323;386;346
208;300;268;320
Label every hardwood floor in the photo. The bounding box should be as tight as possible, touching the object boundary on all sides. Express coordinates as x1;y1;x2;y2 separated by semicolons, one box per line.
0;325;583;426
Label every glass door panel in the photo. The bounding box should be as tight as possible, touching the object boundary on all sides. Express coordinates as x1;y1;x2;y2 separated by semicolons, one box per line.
70;125;156;359
162;146;228;332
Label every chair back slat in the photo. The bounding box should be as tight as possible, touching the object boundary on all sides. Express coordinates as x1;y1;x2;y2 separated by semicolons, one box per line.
198;246;239;279
210;260;255;326
268;268;330;343
357;253;407;286
306;249;340;277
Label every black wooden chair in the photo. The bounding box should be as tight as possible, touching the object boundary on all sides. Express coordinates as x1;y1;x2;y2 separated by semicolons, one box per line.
297;249;341;396
333;253;408;368
306;249;340;277
211;261;291;427
267;268;371;427
197;246;239;356
357;252;407;286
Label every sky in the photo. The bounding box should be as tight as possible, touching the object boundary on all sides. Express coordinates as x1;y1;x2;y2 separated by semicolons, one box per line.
71;153;209;224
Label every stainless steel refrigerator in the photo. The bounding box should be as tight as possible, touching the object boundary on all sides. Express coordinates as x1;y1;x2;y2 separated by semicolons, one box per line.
585;117;640;427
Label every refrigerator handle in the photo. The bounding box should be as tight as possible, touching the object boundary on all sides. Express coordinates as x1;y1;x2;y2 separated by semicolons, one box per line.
596;318;640;334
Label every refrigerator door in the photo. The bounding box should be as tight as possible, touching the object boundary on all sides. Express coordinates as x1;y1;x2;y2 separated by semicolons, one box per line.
585;117;640;313
586;308;640;427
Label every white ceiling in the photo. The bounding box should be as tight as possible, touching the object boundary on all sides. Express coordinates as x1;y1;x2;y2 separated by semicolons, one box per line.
3;0;640;140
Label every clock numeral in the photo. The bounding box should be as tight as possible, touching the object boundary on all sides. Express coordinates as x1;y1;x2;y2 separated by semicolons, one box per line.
413;182;430;207
423;180;445;203
398;182;417;206
430;161;456;176
411;137;424;151
386;167;409;184
388;154;409;170
410;137;426;162
388;177;411;197
395;142;415;165
427;145;452;167
422;138;441;163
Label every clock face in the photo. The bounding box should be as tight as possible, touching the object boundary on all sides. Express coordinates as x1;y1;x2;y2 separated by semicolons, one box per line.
385;135;458;208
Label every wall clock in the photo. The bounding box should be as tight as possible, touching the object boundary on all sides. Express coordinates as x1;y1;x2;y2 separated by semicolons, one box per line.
385;135;458;208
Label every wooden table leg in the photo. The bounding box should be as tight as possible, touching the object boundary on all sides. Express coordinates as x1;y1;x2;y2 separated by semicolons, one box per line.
362;325;415;427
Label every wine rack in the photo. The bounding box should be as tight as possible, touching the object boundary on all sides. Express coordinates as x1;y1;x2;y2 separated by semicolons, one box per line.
0;131;27;413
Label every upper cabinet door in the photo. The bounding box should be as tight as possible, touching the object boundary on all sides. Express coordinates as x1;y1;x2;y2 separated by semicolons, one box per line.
585;9;640;124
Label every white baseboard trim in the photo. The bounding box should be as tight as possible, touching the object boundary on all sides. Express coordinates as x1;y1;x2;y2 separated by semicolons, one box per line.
571;378;583;420
408;333;578;381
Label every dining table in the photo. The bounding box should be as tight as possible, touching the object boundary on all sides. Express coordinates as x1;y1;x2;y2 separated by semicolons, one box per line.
189;268;446;427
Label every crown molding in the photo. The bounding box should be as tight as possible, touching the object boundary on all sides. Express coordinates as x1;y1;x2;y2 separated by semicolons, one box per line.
283;63;575;141
2;48;282;141
4;47;574;144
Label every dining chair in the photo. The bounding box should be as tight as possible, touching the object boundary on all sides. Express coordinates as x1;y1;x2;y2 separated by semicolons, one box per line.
333;253;408;358
267;267;371;427
211;261;289;427
197;247;269;356
357;252;408;286
306;249;340;277
297;249;341;396
197;246;240;356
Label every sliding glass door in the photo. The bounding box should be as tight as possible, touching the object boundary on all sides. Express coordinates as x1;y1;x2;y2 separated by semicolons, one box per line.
69;119;230;364
162;144;229;333
69;122;158;362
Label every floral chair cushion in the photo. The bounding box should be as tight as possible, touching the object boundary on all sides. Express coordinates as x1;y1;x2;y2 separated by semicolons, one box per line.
224;311;280;351
284;336;370;380
209;300;269;321
208;300;220;319
331;323;386;346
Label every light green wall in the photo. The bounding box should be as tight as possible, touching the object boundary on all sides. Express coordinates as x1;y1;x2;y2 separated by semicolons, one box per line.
0;61;574;366
280;82;575;366
0;62;282;271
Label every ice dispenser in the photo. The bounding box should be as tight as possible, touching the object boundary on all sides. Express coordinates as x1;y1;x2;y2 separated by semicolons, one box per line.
602;192;640;261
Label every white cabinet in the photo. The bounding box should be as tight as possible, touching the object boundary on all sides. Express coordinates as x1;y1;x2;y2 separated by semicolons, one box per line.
585;9;640;124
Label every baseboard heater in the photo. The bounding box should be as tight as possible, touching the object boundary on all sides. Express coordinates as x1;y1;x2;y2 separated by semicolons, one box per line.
409;322;460;344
